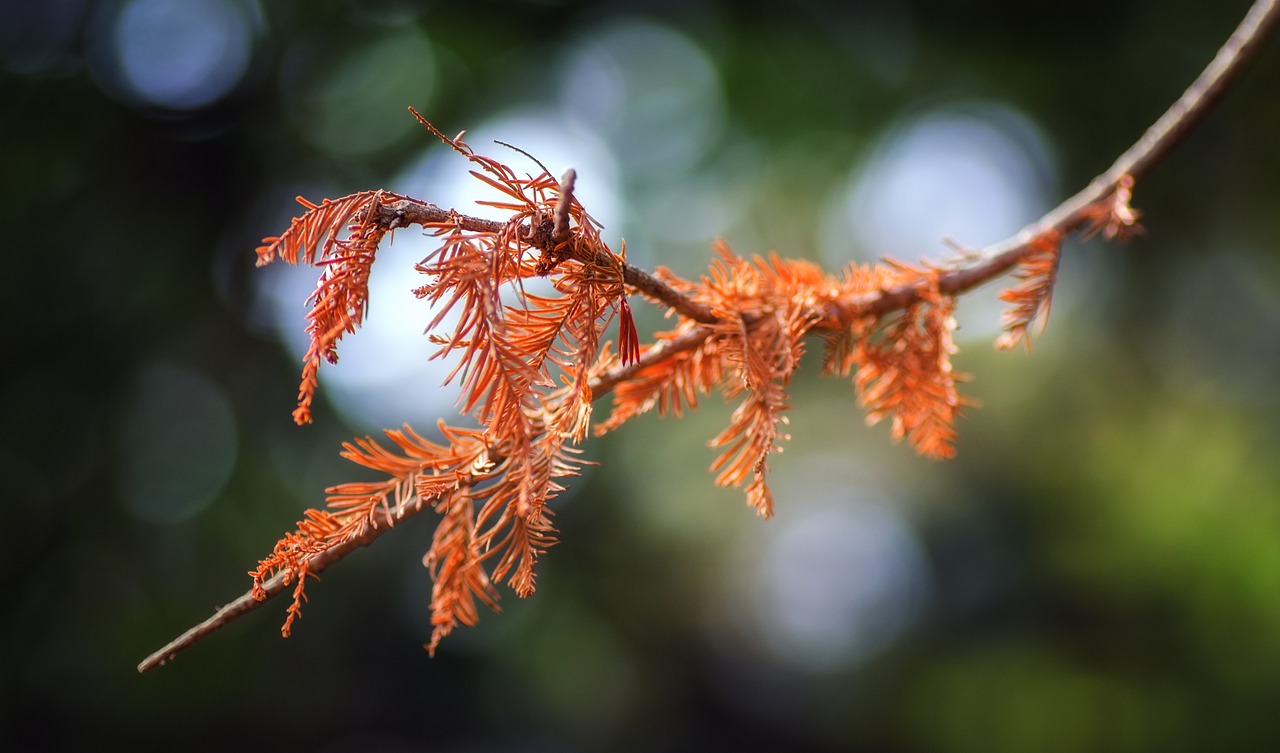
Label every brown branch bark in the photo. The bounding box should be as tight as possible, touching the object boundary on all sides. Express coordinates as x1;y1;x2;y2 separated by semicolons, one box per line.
371;198;720;324
552;169;577;244
602;0;1280;378
138;0;1278;673
894;0;1280;312
137;494;434;673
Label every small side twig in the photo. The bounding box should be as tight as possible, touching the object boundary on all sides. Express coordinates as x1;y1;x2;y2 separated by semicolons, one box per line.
371;196;719;324
137;494;433;673
552;169;576;245
859;0;1280;317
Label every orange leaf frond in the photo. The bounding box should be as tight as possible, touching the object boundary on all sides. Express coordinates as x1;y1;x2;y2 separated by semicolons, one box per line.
265;191;393;424
596;321;725;434
424;492;500;656
503;290;582;377
468;426;580;597
249;508;343;629
410;108;555;221
855;286;970;459
250;420;504;640
280;560;314;638
1082;173;1145;243
314;414;583;656
415;235;541;441
469;170;539;212
994;230;1063;352
706;303;812;517
482;504;558;598
818;328;857;377
255;191;387;268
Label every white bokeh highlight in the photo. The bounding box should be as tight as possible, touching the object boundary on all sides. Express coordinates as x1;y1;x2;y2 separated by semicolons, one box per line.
713;461;933;674
821;103;1056;339
559;20;725;182
102;0;258;110
823;104;1054;264
117;362;237;524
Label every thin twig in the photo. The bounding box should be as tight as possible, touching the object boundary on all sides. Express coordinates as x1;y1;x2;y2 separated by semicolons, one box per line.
371;197;719;324
877;0;1280;314
552;169;576;245
139;0;1278;673
596;0;1280;368
137;495;433;673
493;139;553;178
588;325;715;400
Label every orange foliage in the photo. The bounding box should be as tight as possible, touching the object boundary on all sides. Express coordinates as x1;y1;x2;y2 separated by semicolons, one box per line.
995;230;1064;352
246;113;1139;654
1082;173;1144;242
853;271;971;459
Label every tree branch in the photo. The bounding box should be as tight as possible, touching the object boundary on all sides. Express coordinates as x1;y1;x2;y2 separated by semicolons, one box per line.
552;169;576;245
599;0;1280;378
137;494;434;673
890;0;1280;313
139;0;1278;673
371;197;721;324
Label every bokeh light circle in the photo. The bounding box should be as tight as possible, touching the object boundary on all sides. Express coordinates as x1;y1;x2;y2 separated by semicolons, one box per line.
711;460;934;676
116;362;238;524
559;20;725;180
98;0;259;110
285;27;435;157
821;103;1055;266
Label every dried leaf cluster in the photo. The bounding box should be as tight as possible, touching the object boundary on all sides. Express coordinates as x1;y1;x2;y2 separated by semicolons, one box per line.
135;0;1280;673
252;114;639;652
240;111;1147;654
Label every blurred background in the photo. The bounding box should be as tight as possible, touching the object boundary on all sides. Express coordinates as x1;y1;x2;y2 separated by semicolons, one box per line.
4;0;1280;750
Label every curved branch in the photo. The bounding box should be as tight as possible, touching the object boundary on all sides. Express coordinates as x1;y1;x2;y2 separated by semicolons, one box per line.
371;198;720;324
376;0;1280;333
1115;0;1279;182
137;495;433;673
139;0;1278;673
591;0;1280;385
883;0;1280;312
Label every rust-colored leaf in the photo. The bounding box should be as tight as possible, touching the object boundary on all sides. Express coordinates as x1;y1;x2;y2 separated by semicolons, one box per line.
995;230;1064;352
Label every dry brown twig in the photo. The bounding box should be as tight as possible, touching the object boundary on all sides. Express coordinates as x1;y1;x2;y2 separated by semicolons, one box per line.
139;0;1280;673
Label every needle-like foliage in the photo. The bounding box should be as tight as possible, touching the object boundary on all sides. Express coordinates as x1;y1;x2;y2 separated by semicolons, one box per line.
214;117;1148;656
244;117;1095;646
139;0;1279;671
